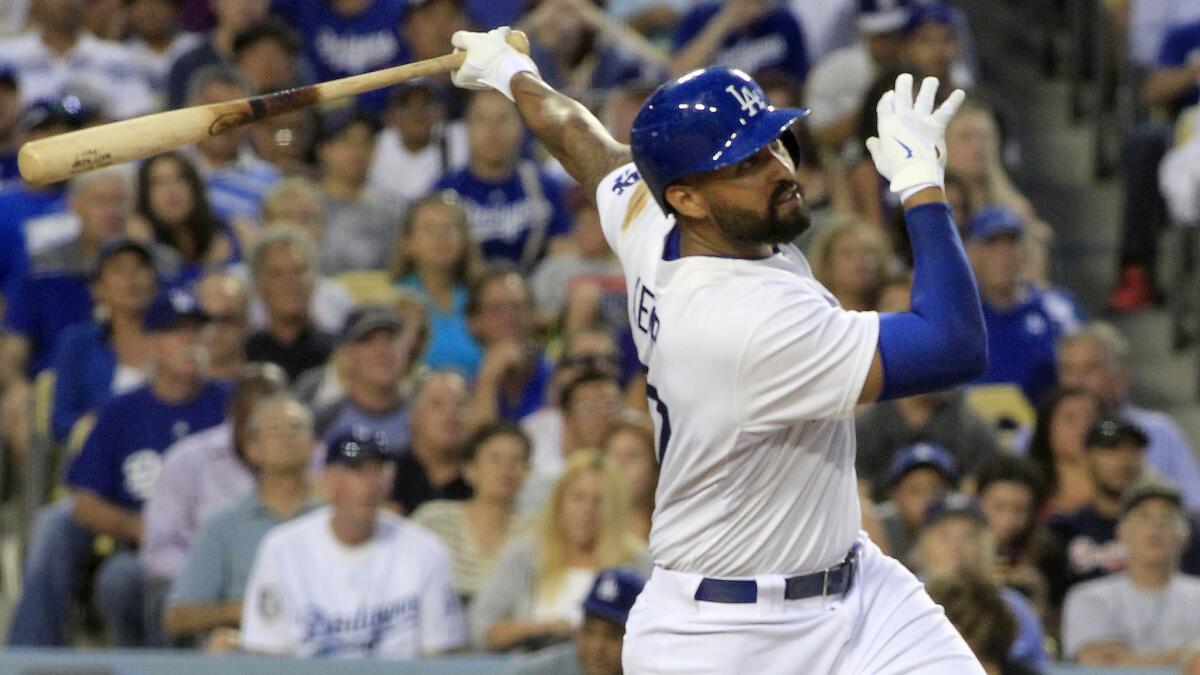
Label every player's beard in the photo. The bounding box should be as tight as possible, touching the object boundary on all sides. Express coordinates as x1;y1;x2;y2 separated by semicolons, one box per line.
709;181;811;245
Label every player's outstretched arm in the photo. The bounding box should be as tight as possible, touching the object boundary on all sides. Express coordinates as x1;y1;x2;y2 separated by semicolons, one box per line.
858;74;987;404
450;28;631;198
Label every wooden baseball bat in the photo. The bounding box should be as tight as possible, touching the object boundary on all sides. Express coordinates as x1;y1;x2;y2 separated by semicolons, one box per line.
17;30;531;186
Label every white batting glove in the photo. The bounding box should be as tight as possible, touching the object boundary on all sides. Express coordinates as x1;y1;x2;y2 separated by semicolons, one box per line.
450;27;539;102
865;73;966;201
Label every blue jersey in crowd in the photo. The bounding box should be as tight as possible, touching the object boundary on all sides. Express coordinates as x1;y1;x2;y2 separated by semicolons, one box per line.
498;353;553;422
66;381;230;511
1159;20;1200;110
672;3;810;81
0;184;68;301
50;321;124;444
272;0;407;113
435;163;572;270
3;271;93;377
975;287;1082;406
0;152;19;190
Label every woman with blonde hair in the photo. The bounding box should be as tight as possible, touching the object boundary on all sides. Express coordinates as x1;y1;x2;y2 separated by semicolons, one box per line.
469;449;650;652
945;101;1053;288
807;216;897;312
390;191;486;376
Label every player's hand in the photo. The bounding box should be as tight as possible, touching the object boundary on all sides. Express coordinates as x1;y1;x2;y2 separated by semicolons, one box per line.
450;27;540;102
865;73;965;201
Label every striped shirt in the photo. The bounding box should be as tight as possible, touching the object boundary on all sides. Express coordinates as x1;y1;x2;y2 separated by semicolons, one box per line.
0;31;156;119
190;148;281;227
410;500;527;604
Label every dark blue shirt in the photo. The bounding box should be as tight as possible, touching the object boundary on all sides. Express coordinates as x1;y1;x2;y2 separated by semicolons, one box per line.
0;184;68;304
463;0;524;29
66;381;230;510
1048;506;1200;591
497;353;553;422
3;271;93;376
50;321;119;443
975;287;1082;406
1158;19;1200;109
0;152;19;190
272;0;407;113
435;164;572;269
672;3;810;81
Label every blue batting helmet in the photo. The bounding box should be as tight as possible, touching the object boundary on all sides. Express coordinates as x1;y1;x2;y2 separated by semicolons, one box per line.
630;67;810;214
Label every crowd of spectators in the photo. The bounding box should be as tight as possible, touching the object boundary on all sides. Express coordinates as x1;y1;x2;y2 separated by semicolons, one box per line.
0;0;1199;672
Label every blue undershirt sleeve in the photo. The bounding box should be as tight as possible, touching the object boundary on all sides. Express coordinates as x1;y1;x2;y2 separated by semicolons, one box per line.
877;202;987;400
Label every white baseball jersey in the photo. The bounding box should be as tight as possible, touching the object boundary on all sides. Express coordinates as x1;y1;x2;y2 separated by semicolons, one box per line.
596;163;879;578
240;507;466;658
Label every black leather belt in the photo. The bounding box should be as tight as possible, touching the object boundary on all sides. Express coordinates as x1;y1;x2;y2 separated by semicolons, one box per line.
694;544;860;604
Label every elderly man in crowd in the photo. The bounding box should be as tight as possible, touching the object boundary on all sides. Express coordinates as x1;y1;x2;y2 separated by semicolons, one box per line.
165;394;319;651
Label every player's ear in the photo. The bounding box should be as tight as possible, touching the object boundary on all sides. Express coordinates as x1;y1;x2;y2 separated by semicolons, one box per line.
665;183;708;221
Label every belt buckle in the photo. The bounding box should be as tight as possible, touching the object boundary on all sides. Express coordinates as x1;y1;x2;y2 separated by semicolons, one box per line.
821;568;831;599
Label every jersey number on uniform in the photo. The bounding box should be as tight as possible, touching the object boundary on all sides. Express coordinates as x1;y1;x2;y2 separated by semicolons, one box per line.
646;383;672;465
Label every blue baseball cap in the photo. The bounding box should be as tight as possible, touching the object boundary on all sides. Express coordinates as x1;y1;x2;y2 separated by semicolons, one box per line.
582;568;645;626
143;288;207;332
886;442;958;487
857;0;912;34
904;2;956;35
965;204;1024;241
325;428;398;467
19;95;95;133
924;492;986;527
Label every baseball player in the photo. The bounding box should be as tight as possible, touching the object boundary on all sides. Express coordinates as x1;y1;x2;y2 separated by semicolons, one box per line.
450;27;988;674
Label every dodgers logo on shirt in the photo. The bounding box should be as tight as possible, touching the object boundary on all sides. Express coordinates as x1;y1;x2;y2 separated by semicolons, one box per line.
122;449;163;501
611;169;640;195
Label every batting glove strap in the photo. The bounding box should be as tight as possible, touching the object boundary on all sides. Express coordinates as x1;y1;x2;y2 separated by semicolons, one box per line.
451;27;539;102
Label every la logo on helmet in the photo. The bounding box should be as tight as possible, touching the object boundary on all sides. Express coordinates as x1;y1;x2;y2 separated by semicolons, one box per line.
725;84;766;117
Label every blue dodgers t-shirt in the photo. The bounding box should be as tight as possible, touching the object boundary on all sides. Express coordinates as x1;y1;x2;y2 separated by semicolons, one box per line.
1158;19;1200;109
3;271;93;376
497;353;553;422
66;381;230;510
672;3;810;80
272;0;407;112
435;164;572;269
974;287;1082;406
0;184;68;301
0;152;19;190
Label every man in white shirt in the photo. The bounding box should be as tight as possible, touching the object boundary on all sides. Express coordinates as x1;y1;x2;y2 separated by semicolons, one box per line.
240;429;466;658
449;27;987;674
1062;479;1200;668
0;0;155;119
366;80;467;217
